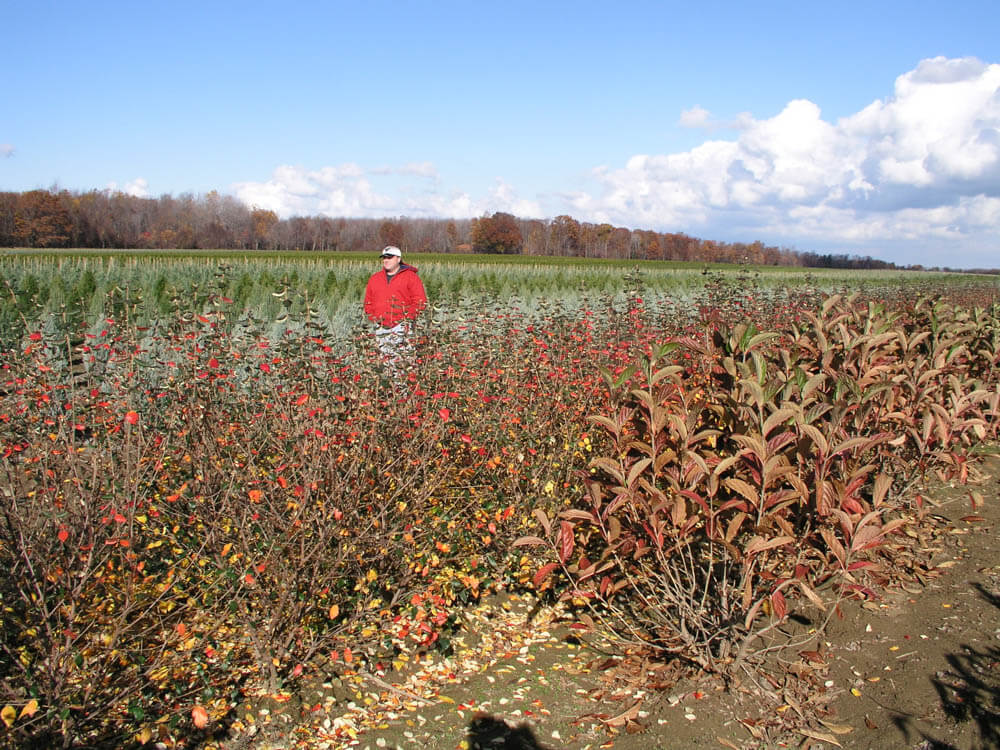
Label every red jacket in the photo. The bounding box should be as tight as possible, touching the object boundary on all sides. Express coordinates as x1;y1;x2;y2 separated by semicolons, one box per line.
363;264;427;327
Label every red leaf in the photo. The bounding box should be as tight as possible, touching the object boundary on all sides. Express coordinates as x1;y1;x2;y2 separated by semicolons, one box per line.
559;521;575;563
124;411;139;425
438;408;450;422
770;589;788;620
57;526;69;543
533;562;559;588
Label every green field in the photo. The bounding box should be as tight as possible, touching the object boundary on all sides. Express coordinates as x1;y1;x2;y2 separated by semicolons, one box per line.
3;250;994;345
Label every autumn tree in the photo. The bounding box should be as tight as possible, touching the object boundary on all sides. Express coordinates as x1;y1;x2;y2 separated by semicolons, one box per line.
608;227;630;259
470;212;522;254
445;221;459;252
0;192;19;246
549;215;580;256
0;188;834;268
521;219;548;256
251;208;279;250
379;220;405;249
14;190;73;247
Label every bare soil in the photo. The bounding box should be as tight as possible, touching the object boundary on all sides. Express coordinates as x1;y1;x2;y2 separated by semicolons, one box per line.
213;451;1000;750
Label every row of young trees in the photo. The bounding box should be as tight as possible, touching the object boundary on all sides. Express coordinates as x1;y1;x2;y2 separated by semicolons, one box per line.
0;187;908;269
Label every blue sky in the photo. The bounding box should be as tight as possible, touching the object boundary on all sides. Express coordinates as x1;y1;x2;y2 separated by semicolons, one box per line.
3;1;999;268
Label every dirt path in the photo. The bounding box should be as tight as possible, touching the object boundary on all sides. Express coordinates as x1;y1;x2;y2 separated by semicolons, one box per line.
214;452;1000;750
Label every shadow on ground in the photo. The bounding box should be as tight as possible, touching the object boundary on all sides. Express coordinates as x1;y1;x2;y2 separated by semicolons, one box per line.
892;582;1000;750
466;714;550;750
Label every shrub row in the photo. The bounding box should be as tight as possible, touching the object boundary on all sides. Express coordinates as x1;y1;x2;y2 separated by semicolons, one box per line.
522;293;1000;674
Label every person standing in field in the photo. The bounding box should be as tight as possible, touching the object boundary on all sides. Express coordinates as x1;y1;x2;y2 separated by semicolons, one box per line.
363;246;427;368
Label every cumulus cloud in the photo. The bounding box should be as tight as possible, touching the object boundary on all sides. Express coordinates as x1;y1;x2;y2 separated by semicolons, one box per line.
229;57;999;266
575;56;1000;265
1;144;13;158
107;178;150;198
234;165;541;220
679;106;754;132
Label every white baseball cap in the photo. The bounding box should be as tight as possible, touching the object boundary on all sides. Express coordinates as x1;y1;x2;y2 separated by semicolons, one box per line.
380;246;402;258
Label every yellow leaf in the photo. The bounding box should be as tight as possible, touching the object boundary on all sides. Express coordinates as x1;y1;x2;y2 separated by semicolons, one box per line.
328;604;340;619
439;695;455;704
19;700;39;719
366;569;377;583
135;727;153;744
222;542;232;556
1;705;15;727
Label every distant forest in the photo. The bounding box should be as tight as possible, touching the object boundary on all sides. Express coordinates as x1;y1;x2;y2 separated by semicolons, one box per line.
1;188;994;273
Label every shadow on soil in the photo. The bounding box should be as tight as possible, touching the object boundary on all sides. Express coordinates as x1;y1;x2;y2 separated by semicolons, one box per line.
894;582;1000;750
466;714;550;750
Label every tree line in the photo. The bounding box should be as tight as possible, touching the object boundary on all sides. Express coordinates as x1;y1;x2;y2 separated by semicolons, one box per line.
0;187;980;272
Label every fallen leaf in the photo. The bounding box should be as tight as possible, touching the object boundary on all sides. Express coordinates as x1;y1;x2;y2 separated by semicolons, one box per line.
1;705;15;728
818;720;854;735
192;705;209;729
799;729;842;747
603;700;642;728
19;699;39;719
799;649;825;664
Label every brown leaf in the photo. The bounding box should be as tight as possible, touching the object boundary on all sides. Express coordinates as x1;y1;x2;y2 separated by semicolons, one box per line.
799;649;827;665
798;729;842;747
602;700;642;728
818;720;854;735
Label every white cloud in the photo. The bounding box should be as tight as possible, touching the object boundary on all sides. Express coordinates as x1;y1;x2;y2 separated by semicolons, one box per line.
571;56;1000;265
1;144;13;158
679;106;754;132
229;57;999;266
370;161;438;179
233;166;541;221
678;106;712;129
107;178;150;197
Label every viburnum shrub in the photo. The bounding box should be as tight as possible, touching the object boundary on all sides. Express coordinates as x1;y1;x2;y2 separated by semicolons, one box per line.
520;291;1000;675
0;281;635;747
